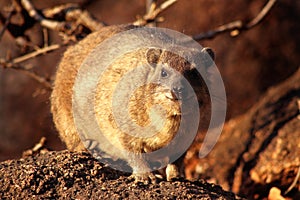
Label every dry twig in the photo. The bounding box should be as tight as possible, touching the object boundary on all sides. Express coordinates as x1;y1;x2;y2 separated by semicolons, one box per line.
64;8;105;31
0;7;15;41
22;137;48;157
146;0;157;14
20;0;65;31
193;0;277;41
2;63;52;90
6;44;60;66
20;0;105;34
144;0;158;27
42;3;105;32
284;166;300;195
133;0;177;26
0;44;62;90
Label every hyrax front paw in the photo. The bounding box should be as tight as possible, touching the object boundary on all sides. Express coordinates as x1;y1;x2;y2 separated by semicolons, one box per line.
166;163;180;181
129;172;159;185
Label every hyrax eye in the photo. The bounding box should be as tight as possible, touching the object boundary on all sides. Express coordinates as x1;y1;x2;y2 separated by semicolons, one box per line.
161;69;168;78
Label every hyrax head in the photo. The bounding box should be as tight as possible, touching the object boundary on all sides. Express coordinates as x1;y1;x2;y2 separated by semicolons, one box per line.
144;47;215;102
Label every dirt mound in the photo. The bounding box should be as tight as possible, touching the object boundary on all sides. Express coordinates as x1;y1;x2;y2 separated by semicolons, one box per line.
0;150;243;199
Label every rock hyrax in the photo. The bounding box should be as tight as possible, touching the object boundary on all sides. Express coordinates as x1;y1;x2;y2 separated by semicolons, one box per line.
51;24;214;183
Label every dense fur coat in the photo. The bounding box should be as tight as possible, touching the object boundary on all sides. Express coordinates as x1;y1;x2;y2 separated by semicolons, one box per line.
51;24;213;182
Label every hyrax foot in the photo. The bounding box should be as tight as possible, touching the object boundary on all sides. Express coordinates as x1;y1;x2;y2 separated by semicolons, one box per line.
129;172;159;185
166;163;180;181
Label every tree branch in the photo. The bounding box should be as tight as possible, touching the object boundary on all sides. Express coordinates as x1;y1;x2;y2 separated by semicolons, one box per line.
1;62;52;90
284;166;300;195
193;0;277;41
0;44;62;90
146;0;157;14
0;8;15;41
20;0;66;31
20;0;105;34
0;0;277;90
10;44;60;65
133;0;177;26
246;0;277;29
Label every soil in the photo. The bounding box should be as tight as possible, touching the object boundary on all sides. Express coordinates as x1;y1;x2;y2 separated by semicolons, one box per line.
0;150;244;200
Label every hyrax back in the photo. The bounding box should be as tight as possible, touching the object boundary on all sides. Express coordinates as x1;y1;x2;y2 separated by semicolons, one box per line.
51;25;213;182
51;25;136;151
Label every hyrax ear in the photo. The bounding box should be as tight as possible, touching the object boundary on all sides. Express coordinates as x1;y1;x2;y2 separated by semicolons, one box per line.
146;48;162;68
201;47;215;68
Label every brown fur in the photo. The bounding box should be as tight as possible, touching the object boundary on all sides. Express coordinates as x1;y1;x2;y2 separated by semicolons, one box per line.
51;24;212;182
51;25;136;151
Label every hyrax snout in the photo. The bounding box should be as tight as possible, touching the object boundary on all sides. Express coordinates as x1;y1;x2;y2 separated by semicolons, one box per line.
51;24;214;183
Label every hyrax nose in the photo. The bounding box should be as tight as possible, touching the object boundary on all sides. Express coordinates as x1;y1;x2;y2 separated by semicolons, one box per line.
172;86;184;100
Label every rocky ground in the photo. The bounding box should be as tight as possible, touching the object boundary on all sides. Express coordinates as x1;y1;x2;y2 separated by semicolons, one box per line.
0;150;244;199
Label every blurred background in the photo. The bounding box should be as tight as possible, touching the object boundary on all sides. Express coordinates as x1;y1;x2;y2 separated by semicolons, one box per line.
0;0;299;161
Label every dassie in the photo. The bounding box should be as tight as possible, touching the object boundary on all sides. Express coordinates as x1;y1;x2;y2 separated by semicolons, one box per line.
51;24;214;183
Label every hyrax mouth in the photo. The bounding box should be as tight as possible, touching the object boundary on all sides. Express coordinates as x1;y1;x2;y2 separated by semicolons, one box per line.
165;92;176;100
164;91;197;117
162;92;182;117
165;90;193;102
